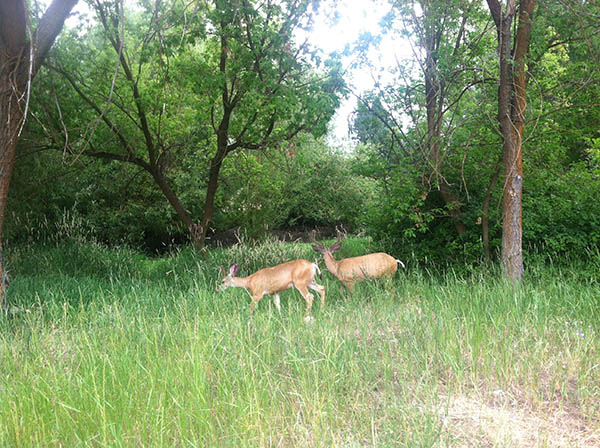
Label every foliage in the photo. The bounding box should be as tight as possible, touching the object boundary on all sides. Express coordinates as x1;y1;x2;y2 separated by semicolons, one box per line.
8;131;377;251
4;0;600;263
13;0;345;248
198;135;377;237
524;161;600;257
6;149;188;251
348;0;600;265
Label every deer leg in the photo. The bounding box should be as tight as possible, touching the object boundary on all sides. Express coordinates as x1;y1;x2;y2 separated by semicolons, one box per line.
308;281;325;310
343;280;355;294
273;293;281;313
249;292;265;313
295;285;314;315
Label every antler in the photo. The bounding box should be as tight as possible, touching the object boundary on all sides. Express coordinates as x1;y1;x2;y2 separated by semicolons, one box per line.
310;230;325;250
310;229;328;254
329;226;345;251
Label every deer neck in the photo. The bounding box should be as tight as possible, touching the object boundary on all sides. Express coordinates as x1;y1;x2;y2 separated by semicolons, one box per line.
323;252;340;277
231;276;251;290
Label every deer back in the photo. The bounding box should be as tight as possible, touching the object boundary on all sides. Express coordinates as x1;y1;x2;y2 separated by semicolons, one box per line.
336;252;398;282
247;259;314;294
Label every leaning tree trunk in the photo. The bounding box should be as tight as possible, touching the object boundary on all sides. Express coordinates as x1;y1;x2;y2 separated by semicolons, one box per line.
150;167;199;241
0;86;24;307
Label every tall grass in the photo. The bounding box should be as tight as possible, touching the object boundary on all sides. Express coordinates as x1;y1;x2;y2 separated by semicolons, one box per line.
1;238;599;447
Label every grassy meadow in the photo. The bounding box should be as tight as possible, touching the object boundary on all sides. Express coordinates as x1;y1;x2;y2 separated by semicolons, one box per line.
1;237;599;447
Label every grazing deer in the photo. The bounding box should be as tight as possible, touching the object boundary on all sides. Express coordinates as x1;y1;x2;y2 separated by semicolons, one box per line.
311;231;405;292
218;260;325;316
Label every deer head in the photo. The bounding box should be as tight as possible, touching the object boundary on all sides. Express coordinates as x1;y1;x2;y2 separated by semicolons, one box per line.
310;230;344;255
218;264;240;292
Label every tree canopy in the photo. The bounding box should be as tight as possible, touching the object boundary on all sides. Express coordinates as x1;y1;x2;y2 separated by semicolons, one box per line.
23;0;345;247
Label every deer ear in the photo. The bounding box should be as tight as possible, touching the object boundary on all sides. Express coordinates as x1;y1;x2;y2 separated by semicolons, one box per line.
229;264;240;276
312;245;324;253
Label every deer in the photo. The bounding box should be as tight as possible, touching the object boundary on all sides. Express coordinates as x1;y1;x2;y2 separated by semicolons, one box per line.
311;231;405;292
218;260;325;318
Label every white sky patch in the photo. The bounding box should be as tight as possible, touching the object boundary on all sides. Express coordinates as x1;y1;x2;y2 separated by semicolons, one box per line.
304;0;413;145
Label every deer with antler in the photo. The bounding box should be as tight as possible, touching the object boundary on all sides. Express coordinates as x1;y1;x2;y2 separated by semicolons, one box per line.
218;260;325;317
311;230;405;292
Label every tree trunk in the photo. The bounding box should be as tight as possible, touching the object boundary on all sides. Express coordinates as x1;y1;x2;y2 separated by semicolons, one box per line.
493;2;517;280
197;150;226;248
0;0;27;308
487;0;535;282
0;92;22;307
0;78;24;240
439;181;467;235
504;0;535;281
150;167;200;243
197;102;232;248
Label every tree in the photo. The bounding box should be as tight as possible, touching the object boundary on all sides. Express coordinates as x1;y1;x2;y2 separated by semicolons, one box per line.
350;0;499;260
178;0;345;246
0;0;79;306
407;0;478;235
41;0;343;248
349;0;600;267
486;0;536;282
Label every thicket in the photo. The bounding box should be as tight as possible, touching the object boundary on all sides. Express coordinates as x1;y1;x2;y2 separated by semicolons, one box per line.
5;0;600;266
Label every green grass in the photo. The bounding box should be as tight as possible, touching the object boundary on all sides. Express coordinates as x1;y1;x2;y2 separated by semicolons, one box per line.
1;238;599;447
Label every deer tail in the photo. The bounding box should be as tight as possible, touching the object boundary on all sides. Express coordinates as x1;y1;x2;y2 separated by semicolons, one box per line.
313;263;322;280
396;259;406;269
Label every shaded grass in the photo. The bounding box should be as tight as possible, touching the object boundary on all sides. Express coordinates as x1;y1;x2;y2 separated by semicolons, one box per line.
1;238;599;446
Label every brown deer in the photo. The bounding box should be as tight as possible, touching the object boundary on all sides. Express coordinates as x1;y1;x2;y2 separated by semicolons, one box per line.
218;260;325;317
311;231;405;292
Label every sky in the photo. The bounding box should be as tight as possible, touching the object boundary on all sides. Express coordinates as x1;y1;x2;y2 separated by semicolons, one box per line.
305;0;406;144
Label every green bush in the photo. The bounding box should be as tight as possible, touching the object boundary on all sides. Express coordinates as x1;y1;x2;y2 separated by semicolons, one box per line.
523;161;600;257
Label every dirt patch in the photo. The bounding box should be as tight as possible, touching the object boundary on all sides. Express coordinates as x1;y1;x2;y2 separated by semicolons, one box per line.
439;393;600;447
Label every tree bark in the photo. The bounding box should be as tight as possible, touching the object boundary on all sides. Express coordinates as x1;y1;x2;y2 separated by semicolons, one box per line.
150;168;195;231
195;27;234;249
505;0;535;281
0;0;78;307
197;149;226;248
497;3;522;281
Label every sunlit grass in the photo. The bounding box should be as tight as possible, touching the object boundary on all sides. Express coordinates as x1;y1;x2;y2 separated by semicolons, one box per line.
1;239;599;446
